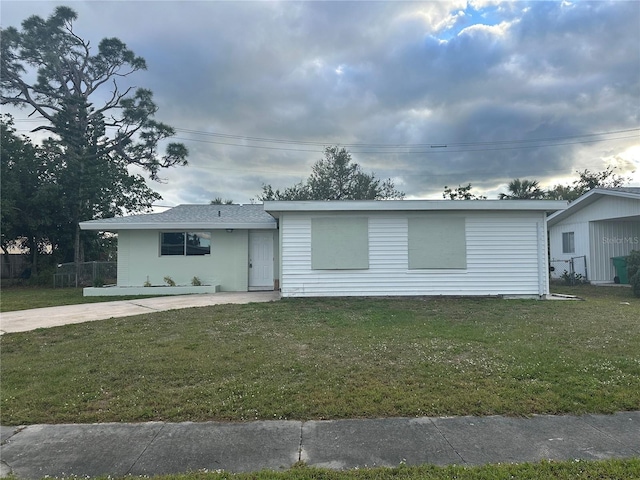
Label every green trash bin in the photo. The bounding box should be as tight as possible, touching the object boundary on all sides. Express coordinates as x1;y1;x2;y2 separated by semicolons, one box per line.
612;256;629;284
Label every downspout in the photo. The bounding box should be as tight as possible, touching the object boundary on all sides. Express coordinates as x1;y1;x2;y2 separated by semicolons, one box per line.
538;216;549;298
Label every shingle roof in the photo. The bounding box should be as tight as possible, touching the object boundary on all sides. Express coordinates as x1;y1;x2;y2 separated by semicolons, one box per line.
80;204;277;231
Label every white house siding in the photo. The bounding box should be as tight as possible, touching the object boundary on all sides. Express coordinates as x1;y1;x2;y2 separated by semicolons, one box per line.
561;196;640;223
548;221;590;279
548;194;640;282
279;211;548;297
589;221;640;282
116;229;251;291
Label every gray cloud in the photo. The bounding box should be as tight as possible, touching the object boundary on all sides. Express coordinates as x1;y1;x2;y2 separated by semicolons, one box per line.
3;1;639;205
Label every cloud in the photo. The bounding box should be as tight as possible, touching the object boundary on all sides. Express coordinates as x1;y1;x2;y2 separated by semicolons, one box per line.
3;0;639;205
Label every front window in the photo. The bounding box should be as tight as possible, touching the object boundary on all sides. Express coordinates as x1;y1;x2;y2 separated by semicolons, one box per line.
562;232;575;254
161;232;211;256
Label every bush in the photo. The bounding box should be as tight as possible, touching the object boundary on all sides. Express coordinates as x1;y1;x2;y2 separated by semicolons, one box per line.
29;266;57;287
627;250;640;297
191;276;202;286
163;276;176;287
560;270;585;286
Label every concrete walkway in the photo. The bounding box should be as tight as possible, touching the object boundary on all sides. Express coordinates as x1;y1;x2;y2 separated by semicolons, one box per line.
1;412;639;478
0;291;281;334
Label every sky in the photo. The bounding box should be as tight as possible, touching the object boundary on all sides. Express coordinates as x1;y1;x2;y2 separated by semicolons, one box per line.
2;0;640;207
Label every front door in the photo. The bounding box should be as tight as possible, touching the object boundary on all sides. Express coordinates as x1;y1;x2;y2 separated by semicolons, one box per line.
249;231;274;290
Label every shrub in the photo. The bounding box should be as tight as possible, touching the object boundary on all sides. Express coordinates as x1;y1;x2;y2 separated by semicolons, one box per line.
627;250;640;297
29;266;57;287
143;276;152;287
560;270;584;286
163;276;176;287
191;276;202;286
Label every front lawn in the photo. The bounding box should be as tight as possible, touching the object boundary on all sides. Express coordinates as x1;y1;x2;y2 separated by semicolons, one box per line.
1;286;639;425
0;282;634;312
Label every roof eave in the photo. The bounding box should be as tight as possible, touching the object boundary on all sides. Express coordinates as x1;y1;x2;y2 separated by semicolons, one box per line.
547;188;640;226
264;200;567;216
79;222;277;231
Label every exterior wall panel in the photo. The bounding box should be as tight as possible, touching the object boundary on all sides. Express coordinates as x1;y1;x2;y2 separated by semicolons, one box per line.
116;229;251;291
589;221;640;282
559;196;640;223
548;221;590;279
280;212;547;297
548;194;640;282
117;231;130;285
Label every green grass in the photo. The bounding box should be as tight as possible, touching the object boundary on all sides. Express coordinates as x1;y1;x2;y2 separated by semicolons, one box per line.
1;285;639;425
13;459;637;479
551;282;636;299
0;282;634;312
0;286;155;312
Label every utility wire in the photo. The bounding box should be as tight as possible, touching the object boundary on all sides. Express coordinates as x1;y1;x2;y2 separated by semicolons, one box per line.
173;126;640;149
172;133;640;154
12;116;640;154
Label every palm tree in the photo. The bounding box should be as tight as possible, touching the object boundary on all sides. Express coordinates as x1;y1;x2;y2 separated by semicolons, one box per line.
499;179;545;199
210;198;234;205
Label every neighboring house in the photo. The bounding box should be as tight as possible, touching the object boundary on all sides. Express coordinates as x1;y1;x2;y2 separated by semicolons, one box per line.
79;204;278;294
0;253;29;279
263;199;565;298
547;188;640;284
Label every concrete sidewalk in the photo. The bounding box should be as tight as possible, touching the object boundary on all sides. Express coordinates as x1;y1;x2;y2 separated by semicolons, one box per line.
0;291;281;334
1;412;639;478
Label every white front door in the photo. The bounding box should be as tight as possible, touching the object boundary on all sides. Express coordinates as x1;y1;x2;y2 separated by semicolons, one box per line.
249;231;274;290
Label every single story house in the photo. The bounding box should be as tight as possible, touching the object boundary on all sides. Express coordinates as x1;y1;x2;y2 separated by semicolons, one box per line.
263;199;565;298
79;204;279;295
81;199;566;298
547;188;640;284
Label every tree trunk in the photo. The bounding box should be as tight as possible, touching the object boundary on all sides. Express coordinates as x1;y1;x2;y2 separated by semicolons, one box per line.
30;237;38;276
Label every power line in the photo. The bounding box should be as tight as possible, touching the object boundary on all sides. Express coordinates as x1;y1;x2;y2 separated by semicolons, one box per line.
173;132;640;154
11;116;640;154
173;126;640;149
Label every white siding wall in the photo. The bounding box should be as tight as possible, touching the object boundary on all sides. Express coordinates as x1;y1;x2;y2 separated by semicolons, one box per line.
561;196;640;223
548;195;640;282
280;211;548;297
548;221;590;279
589;221;640;282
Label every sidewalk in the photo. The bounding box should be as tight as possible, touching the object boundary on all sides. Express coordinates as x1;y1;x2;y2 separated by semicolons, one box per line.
1;412;639;478
1;296;639;478
0;291;281;334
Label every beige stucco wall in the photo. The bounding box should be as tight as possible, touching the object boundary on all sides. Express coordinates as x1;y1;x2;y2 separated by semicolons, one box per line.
116;229;254;291
210;229;249;291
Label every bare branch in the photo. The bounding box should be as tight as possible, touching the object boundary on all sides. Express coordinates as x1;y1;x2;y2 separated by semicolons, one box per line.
31;124;57;134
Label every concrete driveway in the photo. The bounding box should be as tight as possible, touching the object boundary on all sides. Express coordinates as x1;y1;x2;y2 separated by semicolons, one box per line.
0;291;280;335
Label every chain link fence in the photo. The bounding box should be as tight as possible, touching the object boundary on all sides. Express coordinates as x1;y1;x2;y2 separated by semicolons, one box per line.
53;261;117;288
550;255;588;285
